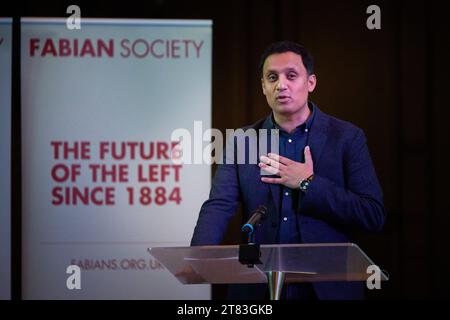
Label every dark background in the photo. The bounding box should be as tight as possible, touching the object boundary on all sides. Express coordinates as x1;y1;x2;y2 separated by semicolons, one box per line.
6;0;450;299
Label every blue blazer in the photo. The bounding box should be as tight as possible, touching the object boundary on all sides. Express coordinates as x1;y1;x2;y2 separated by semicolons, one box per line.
191;105;386;299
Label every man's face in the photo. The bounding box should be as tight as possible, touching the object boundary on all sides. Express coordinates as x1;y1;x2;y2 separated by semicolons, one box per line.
261;51;316;117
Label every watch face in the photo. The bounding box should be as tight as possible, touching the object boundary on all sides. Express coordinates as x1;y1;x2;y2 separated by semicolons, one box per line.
300;180;309;190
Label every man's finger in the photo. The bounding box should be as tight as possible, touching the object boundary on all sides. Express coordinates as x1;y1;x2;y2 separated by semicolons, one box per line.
260;155;282;169
304;146;313;164
258;162;279;175
268;153;291;166
261;177;283;184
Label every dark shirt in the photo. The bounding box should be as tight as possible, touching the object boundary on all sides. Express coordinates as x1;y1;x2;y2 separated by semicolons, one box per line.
267;104;315;244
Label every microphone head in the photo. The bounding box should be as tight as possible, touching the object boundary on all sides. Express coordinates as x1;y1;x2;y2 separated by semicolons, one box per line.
255;205;267;219
241;205;268;236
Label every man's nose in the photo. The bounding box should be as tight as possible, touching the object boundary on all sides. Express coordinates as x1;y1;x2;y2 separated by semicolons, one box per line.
276;77;287;91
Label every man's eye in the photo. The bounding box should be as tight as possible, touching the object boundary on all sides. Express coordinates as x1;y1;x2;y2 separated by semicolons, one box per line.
287;73;297;80
267;74;277;81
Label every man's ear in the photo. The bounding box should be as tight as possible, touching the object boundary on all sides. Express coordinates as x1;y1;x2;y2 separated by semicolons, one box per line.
307;74;317;93
261;78;267;96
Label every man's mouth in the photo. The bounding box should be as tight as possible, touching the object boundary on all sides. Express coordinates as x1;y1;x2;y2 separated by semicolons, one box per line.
276;95;291;103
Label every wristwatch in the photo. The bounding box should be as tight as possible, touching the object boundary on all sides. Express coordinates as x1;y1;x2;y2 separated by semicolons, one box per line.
298;174;314;192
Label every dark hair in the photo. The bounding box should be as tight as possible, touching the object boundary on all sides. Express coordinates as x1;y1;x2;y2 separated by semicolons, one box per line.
258;41;314;77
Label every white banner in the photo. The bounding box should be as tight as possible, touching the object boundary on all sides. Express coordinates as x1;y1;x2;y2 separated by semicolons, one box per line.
0;17;12;300
21;18;212;299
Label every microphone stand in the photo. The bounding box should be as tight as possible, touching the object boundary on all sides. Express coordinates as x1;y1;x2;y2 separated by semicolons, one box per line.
238;225;262;268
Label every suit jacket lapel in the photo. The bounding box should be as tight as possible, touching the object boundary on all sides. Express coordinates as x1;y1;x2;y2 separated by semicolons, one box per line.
307;105;329;168
268;181;281;215
259;116;281;215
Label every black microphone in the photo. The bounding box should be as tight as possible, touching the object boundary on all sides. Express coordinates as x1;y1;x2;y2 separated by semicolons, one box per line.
241;205;267;235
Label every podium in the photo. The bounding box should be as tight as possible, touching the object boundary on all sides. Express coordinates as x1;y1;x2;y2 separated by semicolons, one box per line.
149;243;388;300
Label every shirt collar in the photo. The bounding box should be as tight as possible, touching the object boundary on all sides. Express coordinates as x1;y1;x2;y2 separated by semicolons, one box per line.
268;101;316;133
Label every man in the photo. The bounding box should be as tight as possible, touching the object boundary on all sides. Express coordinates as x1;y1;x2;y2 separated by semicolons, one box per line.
191;41;386;299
